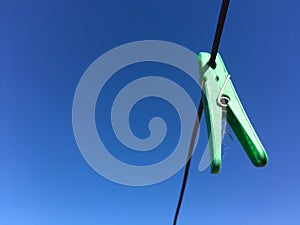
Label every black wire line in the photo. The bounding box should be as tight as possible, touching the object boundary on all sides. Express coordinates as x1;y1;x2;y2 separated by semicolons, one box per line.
208;0;231;69
173;1;231;224
173;99;203;225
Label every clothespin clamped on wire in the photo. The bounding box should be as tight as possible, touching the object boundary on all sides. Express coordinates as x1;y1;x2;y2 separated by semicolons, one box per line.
173;1;269;224
199;52;268;174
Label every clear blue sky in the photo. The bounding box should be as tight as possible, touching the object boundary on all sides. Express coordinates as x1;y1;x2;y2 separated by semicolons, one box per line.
1;0;300;225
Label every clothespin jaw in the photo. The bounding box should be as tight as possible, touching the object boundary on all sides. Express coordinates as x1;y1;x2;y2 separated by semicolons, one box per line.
198;52;268;174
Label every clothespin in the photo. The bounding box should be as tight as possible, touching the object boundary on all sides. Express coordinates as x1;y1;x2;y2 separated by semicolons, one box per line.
199;52;268;174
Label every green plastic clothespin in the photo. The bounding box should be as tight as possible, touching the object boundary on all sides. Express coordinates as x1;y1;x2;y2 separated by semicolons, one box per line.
199;52;268;174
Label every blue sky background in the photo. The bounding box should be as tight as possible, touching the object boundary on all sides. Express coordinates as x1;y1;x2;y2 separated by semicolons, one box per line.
1;0;300;225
